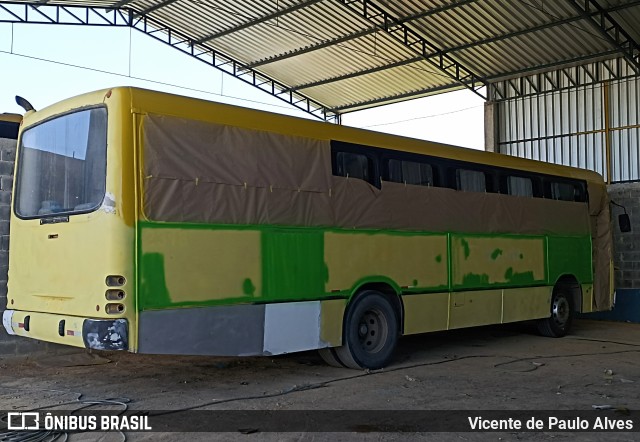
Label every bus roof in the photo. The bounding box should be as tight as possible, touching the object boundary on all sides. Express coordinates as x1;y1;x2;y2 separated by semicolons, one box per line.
22;87;605;185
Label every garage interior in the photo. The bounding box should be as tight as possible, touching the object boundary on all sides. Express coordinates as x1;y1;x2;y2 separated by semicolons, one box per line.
0;0;639;351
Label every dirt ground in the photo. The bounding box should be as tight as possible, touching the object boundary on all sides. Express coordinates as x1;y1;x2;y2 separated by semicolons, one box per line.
1;319;639;441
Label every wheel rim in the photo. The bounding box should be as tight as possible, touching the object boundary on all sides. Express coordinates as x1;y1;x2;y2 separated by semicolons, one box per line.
552;295;570;327
356;307;388;354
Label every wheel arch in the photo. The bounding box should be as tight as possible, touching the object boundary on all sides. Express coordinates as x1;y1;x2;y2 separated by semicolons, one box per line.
348;280;404;334
553;274;583;313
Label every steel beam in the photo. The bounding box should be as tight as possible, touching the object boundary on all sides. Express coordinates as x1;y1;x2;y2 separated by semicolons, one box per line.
0;2;339;122
197;0;324;44
248;0;478;69
0;2;130;25
275;0;640;95
332;83;464;113
110;0;136;9
247;28;375;68
129;9;339;122
490;56;637;101
336;0;488;99
286;56;424;92
442;0;640;57
568;0;640;74
136;0;181;17
383;0;479;26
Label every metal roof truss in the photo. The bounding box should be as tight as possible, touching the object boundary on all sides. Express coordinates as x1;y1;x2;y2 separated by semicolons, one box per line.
0;1;341;122
1;0;640;119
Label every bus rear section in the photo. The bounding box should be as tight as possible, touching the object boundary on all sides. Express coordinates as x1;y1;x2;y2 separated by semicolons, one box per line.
3;91;136;351
3;87;614;370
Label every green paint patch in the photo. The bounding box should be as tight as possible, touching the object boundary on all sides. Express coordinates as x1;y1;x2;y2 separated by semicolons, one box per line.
462;273;489;286
547;236;593;284
435;254;442;263
412;279;418;286
242;278;256;296
139;252;172;309
491;248;503;260
348;276;402;297
519;253;524;259
261;229;325;300
461;239;470;259
504;267;536;285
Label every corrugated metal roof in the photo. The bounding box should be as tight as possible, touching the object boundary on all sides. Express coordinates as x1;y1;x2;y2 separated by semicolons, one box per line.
4;0;640;116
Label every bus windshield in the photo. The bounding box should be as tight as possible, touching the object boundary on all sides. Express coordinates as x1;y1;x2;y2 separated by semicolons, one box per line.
15;107;107;218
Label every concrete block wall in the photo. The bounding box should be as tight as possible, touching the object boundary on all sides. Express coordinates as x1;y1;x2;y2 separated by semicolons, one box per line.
0;136;66;356
0;137;15;315
608;182;640;289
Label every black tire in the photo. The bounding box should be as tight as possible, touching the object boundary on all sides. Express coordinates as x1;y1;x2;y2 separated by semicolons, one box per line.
334;291;399;370
537;288;573;337
318;347;345;368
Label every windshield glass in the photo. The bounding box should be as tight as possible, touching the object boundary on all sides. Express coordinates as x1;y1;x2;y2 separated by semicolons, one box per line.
15;107;107;218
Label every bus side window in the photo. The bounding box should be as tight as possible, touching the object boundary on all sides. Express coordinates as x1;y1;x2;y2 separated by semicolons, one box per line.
550;181;578;201
387;159;403;183
387;159;433;186
507;176;533;197
456;169;486;192
335;152;371;183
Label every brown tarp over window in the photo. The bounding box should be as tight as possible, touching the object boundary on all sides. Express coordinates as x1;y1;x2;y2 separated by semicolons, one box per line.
142;114;612;309
587;182;613;310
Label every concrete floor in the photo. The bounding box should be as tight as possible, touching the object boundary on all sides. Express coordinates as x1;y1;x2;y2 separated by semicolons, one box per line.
1;319;639;441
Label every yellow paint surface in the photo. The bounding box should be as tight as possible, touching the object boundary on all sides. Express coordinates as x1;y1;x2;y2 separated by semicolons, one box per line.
324;232;448;292
449;290;503;329
581;284;594;313
402;292;450;334
502;286;552;322
141;228;262;302
9;212;135;319
320;299;346;346
452;236;545;286
8;311;86;348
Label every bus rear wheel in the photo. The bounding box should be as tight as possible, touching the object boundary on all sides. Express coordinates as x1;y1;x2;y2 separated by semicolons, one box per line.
537;288;573;337
318;347;344;368
333;291;399;370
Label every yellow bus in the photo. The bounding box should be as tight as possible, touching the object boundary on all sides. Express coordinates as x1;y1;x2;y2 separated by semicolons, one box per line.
3;87;614;369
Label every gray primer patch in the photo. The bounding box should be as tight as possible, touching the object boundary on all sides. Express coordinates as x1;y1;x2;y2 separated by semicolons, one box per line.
102;192;117;214
263;301;322;355
138;305;265;356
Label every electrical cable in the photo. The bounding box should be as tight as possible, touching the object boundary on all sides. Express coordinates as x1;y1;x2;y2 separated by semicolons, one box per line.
151;345;640;415
494;349;640;368
0;43;472;127
360;104;484;128
566;335;640;347
519;0;619;43
0;49;298;112
0;392;130;442
2;342;638;436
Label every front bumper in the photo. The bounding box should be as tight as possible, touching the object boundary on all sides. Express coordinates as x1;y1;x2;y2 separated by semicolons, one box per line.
2;310;128;351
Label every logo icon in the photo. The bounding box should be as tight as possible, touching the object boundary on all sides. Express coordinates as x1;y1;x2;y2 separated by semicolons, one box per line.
7;412;40;430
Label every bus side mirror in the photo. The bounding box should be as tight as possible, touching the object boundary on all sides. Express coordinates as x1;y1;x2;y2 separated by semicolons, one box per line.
619;213;631;232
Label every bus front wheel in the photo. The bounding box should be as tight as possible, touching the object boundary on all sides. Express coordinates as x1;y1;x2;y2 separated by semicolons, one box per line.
333;291;399;370
537;288;573;338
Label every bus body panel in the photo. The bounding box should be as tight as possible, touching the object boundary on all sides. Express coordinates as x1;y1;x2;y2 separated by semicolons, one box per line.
8;212;132;317
4;86;614;356
7;88;136;349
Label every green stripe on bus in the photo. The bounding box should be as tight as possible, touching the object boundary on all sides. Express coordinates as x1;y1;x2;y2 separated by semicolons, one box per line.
547;235;593;284
261;229;326;300
136;221;593;310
